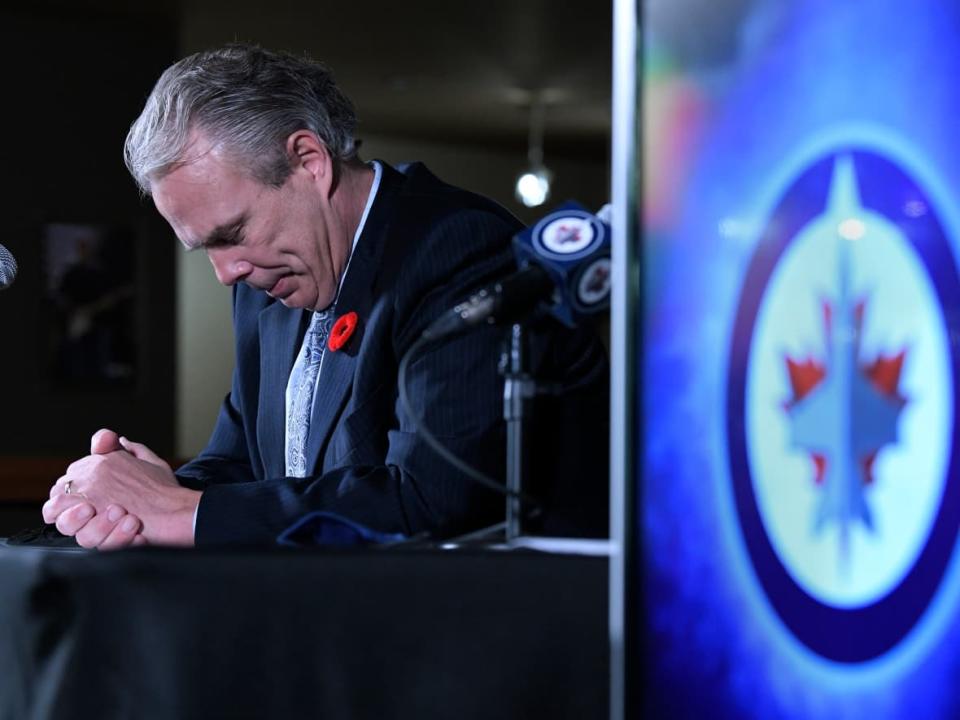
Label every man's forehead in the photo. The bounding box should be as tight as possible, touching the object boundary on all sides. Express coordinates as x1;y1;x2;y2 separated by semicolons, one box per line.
151;132;270;250
153;166;241;251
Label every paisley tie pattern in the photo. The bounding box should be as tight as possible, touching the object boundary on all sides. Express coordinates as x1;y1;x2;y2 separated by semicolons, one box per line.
285;308;333;477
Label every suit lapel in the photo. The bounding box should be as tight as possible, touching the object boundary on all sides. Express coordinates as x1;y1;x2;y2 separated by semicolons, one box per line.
302;162;404;472
257;300;307;478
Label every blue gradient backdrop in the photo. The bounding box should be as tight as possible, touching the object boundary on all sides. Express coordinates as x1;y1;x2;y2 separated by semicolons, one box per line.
643;1;960;717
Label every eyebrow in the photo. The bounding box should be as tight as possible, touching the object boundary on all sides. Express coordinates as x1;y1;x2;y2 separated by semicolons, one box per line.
189;217;247;252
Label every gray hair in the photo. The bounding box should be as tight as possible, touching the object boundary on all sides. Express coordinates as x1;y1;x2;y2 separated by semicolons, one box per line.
124;44;359;194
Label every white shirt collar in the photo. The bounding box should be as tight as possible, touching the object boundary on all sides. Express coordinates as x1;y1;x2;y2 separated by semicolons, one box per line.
351;160;382;255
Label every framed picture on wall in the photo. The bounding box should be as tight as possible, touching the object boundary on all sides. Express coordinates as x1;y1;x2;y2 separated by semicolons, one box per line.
43;222;138;387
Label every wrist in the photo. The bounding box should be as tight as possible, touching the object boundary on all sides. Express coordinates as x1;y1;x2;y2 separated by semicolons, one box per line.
152;488;202;546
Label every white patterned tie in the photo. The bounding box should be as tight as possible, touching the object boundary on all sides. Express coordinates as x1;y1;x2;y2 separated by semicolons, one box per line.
285;309;333;477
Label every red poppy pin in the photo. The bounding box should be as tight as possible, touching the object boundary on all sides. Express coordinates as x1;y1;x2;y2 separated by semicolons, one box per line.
328;311;358;352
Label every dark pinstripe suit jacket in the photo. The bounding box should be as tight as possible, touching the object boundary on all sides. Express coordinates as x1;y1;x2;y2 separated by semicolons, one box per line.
176;162;609;545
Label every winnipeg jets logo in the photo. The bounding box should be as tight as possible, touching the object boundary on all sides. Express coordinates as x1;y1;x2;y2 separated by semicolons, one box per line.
728;150;960;662
783;220;908;566
576;257;612;307
536;214;598;257
554;224;582;245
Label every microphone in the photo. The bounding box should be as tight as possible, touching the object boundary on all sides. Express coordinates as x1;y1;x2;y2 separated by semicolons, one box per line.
0;244;16;290
422;202;611;341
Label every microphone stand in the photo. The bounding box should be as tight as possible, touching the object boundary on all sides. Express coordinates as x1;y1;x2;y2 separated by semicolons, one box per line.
501;322;536;541
441;321;538;546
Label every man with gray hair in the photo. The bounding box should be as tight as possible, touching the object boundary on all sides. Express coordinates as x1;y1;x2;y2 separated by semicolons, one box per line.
42;44;608;548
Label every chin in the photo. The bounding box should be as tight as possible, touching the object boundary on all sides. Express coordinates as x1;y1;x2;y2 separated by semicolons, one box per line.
312;293;336;313
278;292;308;309
277;286;317;310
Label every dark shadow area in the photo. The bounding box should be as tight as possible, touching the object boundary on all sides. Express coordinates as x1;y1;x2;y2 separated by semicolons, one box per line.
0;10;177;462
0;503;43;538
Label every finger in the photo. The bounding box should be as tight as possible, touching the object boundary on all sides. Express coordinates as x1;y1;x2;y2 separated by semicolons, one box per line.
54;502;96;537
118;436;169;469
97;511;143;551
49;473;90;500
91;428;122;455
131;534;148;547
49;475;68;499
75;505;129;549
43;492;90;523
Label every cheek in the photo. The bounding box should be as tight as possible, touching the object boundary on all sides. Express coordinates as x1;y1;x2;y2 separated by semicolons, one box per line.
274;235;317;273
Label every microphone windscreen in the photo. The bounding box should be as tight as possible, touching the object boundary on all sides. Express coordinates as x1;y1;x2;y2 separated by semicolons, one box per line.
0;244;17;289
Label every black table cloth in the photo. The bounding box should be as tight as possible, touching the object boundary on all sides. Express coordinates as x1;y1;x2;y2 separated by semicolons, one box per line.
0;543;607;720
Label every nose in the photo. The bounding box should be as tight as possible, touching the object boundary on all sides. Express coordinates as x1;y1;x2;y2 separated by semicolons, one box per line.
207;249;253;286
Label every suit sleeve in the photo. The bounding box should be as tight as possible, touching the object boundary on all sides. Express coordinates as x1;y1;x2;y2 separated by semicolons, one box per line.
174;392;258;489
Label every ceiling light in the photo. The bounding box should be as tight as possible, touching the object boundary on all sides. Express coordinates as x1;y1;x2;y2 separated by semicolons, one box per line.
515;166;553;207
515;94;552;208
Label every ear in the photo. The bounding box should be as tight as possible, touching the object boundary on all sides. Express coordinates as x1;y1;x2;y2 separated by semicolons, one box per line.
286;130;334;197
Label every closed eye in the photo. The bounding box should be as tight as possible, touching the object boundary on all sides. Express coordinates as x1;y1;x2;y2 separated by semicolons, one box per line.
205;233;244;249
200;219;246;251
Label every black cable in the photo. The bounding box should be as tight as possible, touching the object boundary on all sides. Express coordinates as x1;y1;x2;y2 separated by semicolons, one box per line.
397;332;543;512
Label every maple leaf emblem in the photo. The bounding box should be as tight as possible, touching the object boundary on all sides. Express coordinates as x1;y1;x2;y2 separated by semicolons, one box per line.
784;292;908;546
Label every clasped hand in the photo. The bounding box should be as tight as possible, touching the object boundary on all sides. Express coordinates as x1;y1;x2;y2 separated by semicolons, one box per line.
42;428;200;549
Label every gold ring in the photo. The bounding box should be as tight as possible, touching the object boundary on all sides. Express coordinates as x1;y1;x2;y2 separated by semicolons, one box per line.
64;479;73;495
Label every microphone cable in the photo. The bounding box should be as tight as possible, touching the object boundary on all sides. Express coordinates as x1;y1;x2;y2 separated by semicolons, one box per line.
397;331;543;514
